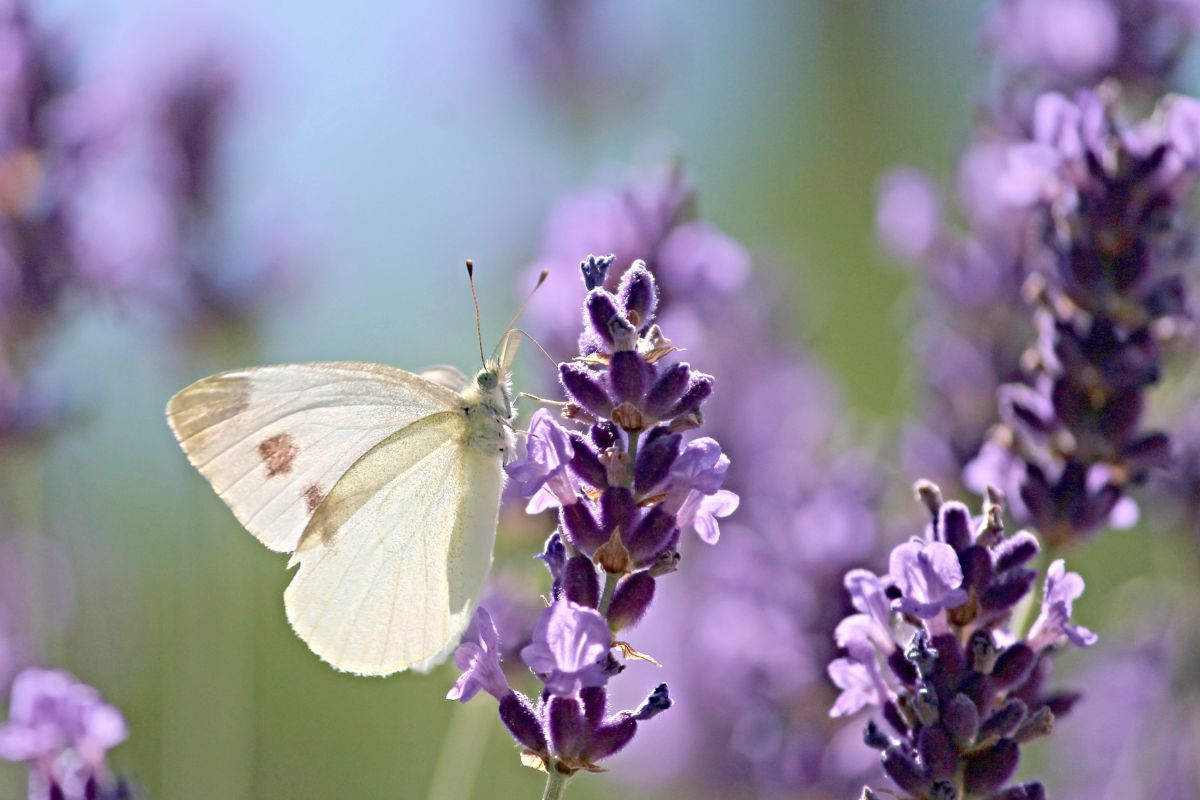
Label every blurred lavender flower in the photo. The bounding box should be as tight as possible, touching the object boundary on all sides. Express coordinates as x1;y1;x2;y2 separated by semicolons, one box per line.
0;667;132;800
985;0;1200;124
448;259;727;792
503;0;662;123
966;89;1196;544
53;15;306;345
831;484;1091;800
0;0;84;439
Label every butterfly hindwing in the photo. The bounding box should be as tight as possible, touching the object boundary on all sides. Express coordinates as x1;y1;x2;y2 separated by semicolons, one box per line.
284;410;504;675
166;362;462;553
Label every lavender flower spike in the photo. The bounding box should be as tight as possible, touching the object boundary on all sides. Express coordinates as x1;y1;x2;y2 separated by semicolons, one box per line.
1027;559;1097;651
447;607;510;702
520;599;612;697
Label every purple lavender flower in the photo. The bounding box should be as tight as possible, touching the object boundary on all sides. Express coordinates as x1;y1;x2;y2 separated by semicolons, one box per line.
0;667;130;800
446;608;510;703
449;260;723;789
522;161;889;797
887;539;969;623
965;89;1195;545
1026;559;1097;651
520;600;612;697
829;484;1092;800
506;408;578;512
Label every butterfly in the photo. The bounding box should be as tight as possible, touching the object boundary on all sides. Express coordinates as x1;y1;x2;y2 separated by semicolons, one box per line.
166;264;532;676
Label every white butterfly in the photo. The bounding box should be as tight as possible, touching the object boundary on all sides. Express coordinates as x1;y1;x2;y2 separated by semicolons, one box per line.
166;328;520;677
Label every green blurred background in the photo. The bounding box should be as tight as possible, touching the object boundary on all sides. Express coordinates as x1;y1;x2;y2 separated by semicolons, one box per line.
5;1;1193;798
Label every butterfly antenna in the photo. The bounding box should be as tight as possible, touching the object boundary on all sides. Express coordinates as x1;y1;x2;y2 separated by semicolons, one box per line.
465;259;486;366
508;328;559;372
491;269;549;359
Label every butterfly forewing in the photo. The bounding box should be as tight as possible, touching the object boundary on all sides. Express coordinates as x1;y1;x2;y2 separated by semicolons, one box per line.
165;362;462;553
284;411;503;675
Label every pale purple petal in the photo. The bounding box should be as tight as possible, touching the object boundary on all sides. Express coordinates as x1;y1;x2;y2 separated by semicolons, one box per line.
446;608;510;702
520;600;612;696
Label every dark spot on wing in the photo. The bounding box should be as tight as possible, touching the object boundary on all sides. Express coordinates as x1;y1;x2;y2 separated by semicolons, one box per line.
258;433;299;477
304;484;325;514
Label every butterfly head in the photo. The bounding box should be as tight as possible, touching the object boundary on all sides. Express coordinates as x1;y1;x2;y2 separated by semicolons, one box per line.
473;360;513;421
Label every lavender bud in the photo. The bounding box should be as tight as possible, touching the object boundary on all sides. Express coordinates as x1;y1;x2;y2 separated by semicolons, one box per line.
609;351;652;404
1044;691;1081;717
580;716;637;762
914;479;943;518
584;290;621;348
938;501;972;552
568;433;608;488
633;432;682;495
918;724;958;779
958;673;994;719
994;532;1040;572
563;555;601;608
561;503;606;554
978;698;1028;743
580;686;607;731
665;372;714;419
943;693;980;749
606;572;655;631
1014;706;1055;743
980;569;1037;612
499;692;547;753
644;362;692;419
579;254;613;291
991;644;1036;689
958;545;994;594
600;487;636;535
560;363;613;419
617;261;657;328
929;633;967;691
881;745;931;796
548;696;587;760
632;683;671;721
963;738;1020;795
624;506;677;566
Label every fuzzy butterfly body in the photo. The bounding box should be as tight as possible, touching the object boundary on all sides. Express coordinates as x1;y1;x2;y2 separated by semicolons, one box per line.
166;358;515;676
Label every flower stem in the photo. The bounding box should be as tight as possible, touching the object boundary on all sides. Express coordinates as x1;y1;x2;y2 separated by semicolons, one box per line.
599;570;619;617
541;768;571;800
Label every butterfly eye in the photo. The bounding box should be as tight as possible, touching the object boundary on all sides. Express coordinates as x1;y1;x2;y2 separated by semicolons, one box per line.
477;371;498;390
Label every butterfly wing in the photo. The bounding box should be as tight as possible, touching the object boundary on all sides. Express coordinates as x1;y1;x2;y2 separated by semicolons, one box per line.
284;410;503;675
166;362;462;553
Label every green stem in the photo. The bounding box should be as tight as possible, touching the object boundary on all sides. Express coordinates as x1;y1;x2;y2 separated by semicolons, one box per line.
541;768;571;800
598;571;619;617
